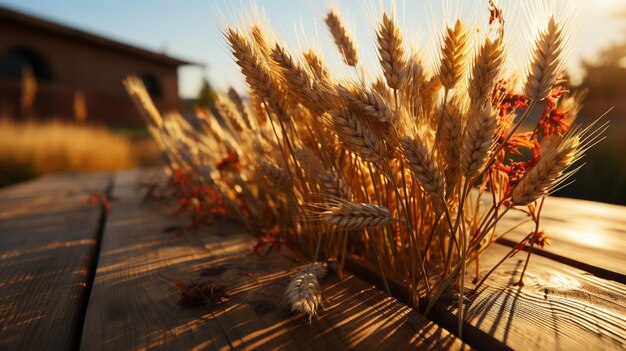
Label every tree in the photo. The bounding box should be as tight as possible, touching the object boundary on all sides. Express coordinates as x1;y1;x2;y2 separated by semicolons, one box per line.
196;78;217;108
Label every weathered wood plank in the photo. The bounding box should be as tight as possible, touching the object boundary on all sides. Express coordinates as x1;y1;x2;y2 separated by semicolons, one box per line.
0;172;111;350
432;243;626;351
496;196;626;282
81;170;466;350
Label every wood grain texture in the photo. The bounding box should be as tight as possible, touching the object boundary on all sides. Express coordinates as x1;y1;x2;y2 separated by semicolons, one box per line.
434;243;626;351
80;170;466;351
0;172;110;350
496;196;626;282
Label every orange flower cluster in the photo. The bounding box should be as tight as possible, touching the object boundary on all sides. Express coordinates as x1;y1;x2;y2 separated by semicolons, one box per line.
172;167;229;230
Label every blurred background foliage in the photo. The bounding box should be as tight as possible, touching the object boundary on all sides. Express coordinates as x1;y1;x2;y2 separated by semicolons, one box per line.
552;9;626;205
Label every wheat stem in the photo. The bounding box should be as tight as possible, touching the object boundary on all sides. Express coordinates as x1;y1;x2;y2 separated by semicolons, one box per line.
517;197;545;286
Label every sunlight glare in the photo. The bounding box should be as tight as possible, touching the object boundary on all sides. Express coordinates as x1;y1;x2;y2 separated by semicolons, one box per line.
560;223;607;248
545;272;581;290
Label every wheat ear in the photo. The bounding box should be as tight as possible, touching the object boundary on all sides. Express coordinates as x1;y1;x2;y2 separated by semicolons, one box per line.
303;48;330;81
511;134;579;206
325;10;358;67
338;85;394;123
524;16;564;101
327;110;387;163
226;28;290;122
123;76;164;129
371;78;393;103
319;171;353;201
438;19;469;91
323;202;392;230
294;146;325;183
401;52;426;99
257;160;291;191
249;91;267;126
271;44;334;114
227;87;252;129
377;12;405;90
461;104;499;180
468;36;504;107
285;262;328;321
400;137;445;200
439;102;463;197
215;95;244;133
250;24;271;58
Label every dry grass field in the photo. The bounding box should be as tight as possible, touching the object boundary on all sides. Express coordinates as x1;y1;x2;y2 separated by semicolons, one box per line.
0;119;135;185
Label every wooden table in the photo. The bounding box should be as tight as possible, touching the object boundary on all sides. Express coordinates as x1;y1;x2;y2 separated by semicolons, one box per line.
1;170;624;350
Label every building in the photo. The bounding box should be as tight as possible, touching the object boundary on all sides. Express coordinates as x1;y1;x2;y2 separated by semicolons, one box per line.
0;6;192;126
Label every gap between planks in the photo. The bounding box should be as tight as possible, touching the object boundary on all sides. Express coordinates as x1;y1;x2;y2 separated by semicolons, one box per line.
73;177;114;351
490;195;626;282
0;172;112;351
79;170;466;351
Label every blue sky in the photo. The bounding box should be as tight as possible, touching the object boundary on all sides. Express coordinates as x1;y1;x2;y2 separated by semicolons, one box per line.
1;0;624;98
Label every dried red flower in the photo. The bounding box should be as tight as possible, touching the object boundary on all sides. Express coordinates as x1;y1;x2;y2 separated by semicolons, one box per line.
216;150;241;172
175;279;230;307
533;230;550;249
251;225;304;260
492;80;528;118
488;0;504;26
240;271;259;282
495;133;541;197
536;86;571;137
88;192;111;215
512;230;550;256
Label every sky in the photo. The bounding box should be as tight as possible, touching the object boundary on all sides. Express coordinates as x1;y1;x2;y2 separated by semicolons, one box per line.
1;0;624;99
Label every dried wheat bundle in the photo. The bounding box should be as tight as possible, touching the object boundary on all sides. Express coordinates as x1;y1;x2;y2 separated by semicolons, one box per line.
125;1;604;330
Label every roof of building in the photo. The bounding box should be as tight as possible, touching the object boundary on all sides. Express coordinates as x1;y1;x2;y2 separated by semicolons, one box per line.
0;6;194;67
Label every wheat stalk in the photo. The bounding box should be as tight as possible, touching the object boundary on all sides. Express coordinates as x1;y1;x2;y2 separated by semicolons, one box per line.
294;146;325;183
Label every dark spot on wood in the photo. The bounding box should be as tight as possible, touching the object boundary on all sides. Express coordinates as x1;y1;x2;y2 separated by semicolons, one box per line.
544;288;549;299
200;266;228;276
254;302;276;315
162;225;183;233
